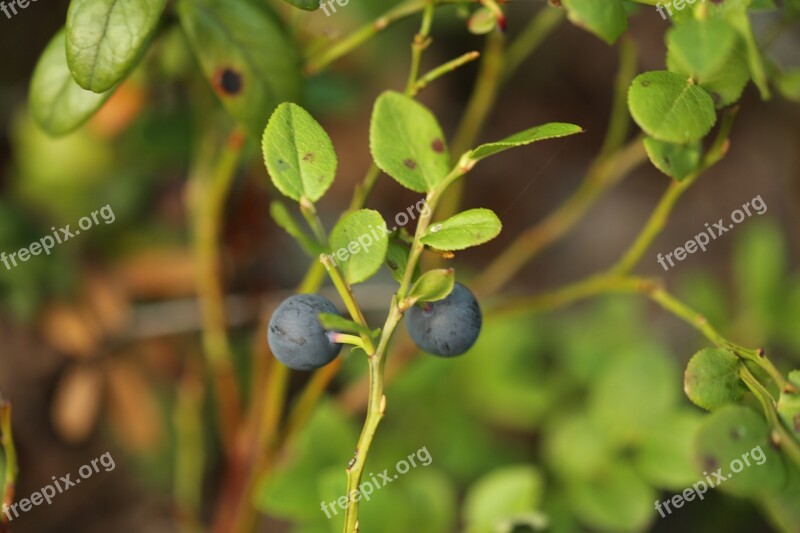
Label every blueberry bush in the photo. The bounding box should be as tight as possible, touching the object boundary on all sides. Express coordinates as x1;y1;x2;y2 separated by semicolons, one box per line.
1;0;800;531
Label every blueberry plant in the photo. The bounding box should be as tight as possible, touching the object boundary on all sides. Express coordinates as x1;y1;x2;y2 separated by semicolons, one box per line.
8;0;800;531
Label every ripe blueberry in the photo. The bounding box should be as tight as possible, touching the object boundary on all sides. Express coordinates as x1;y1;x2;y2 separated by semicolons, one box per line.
405;282;482;357
268;294;342;371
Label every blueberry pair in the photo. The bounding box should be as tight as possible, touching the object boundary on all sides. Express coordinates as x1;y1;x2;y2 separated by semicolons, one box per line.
268;283;482;370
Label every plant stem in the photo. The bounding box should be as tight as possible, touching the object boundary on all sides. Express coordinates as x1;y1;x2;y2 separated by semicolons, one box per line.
437;29;505;220
406;0;435;93
300;198;328;245
740;365;800;466
0;400;16;525
410;51;481;96
320;256;376;354
475;137;646;296
191;128;245;454
341;166;463;532
503;7;564;80
611;107;737;275
305;0;477;75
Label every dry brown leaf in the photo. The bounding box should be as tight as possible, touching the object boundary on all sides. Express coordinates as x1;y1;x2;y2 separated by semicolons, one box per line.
51;365;104;444
107;358;165;453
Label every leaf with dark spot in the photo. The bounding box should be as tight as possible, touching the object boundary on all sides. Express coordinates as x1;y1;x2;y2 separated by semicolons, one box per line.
178;0;301;137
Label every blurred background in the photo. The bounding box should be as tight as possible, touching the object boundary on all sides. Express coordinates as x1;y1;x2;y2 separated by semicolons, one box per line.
1;0;800;531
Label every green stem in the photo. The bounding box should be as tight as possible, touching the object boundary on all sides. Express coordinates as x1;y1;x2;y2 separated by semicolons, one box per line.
305;0;477;75
503;6;564;80
611;107;737;275
191;128;245;454
406;0;435;93
342;165;464;533
438;30;505;220
740;365;800;467
300;197;328;245
0;400;17;527
320;255;376;354
410;51;481;96
475;137;646;296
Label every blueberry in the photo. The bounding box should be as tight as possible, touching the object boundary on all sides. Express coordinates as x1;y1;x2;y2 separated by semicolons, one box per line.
268;294;342;370
405;282;482;357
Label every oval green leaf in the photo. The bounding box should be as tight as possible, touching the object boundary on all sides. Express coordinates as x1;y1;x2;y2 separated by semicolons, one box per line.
684;348;746;411
29;29;115;137
561;0;627;45
328;209;389;285
467;8;497;35
643;137;701;181
463;465;544;533
467;123;584;163
66;0;166;93
406;268;455;307
666;18;737;82
628;71;716;144
421;208;501;251
177;0;302;138
263;103;337;203
370;91;450;193
694;405;786;497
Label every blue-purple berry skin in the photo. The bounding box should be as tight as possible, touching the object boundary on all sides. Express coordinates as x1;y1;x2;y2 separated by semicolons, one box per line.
268;294;342;371
406;283;482;357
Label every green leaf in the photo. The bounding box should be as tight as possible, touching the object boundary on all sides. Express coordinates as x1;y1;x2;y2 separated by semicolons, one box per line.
589;346;679;445
635;410;703;490
29;29;115;136
177;0;302;138
643;137;700;181
467;123;584;163
725;9;770;99
545;415;613;480
694;405;786;497
561;0;628;44
270;200;325;257
467;8;497;35
733;219;785;330
775;69;800;102
262;103;337;203
280;0;319;11
370;91;450;193
561;0;627;45
406;269;455;307
328;209;389;285
66;0;166;93
760;462;800;531
567;464;655;532
778;370;800;441
668;29;751;108
684;348;746;411
255;401;357;519
628;71;717;144
317;313;373;337
385;240;418;284
463;465;544;533
421;208;501;251
666;18;737;82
